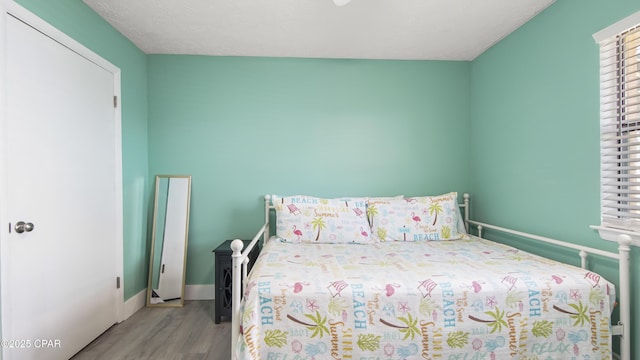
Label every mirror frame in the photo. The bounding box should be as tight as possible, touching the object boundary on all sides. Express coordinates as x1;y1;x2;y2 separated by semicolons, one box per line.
146;175;192;308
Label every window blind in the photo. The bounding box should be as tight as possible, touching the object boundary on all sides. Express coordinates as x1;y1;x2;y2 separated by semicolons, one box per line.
600;25;640;231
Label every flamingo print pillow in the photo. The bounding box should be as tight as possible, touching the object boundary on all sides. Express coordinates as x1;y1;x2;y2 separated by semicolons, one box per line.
368;192;467;241
272;195;374;244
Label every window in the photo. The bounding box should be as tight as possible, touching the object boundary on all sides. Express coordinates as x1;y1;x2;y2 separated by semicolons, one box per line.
598;21;640;232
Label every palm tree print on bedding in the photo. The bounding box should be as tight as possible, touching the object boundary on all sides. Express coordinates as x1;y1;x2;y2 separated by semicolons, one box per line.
272;195;373;244
235;238;615;359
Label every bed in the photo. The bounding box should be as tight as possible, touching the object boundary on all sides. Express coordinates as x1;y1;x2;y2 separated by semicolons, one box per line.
230;193;633;360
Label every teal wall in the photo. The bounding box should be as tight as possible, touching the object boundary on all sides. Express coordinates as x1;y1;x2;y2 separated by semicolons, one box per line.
147;56;471;284
470;0;640;356
12;0;150;300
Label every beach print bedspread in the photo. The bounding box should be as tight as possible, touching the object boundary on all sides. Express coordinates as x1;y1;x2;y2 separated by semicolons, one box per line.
235;239;615;359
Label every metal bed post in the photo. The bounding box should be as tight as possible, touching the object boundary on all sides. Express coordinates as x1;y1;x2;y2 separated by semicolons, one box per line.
264;195;271;244
579;250;588;269
230;195;273;359
616;234;631;360
463;193;470;232
230;239;244;359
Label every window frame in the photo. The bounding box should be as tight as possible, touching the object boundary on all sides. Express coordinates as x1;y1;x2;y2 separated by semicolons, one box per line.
592;11;640;245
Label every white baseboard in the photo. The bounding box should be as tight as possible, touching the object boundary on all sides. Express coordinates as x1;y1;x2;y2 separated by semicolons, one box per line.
185;284;215;300
123;289;146;320
122;286;214;319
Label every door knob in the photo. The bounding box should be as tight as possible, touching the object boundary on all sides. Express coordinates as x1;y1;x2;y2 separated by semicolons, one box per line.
14;221;34;233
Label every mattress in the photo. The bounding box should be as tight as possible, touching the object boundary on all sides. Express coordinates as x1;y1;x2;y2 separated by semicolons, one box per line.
235;237;615;359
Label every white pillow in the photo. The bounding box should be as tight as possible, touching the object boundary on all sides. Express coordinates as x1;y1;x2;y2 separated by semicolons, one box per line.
272;195;375;244
369;192;467;241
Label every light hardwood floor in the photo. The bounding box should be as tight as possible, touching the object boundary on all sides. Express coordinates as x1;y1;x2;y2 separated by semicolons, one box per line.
72;301;231;360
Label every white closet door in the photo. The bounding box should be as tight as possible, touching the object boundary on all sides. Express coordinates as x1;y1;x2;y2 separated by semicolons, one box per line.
3;13;119;360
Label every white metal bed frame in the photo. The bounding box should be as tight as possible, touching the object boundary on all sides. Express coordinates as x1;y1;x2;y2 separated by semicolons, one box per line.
230;193;633;360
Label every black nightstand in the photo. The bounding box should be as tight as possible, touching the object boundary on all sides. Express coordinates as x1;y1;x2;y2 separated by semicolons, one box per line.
212;240;260;324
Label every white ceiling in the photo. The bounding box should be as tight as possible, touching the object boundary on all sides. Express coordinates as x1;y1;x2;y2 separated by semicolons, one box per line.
83;0;555;61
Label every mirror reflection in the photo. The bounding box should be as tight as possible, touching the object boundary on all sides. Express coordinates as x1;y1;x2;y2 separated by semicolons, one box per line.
147;175;191;307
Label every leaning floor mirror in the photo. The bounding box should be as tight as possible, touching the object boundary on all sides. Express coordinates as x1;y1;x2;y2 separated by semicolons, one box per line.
147;175;191;307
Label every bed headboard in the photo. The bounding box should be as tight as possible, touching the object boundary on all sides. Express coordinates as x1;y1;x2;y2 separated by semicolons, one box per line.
261;193;470;244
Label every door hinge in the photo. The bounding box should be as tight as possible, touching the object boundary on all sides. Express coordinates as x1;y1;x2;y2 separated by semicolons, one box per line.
113;95;118;108
116;276;121;289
